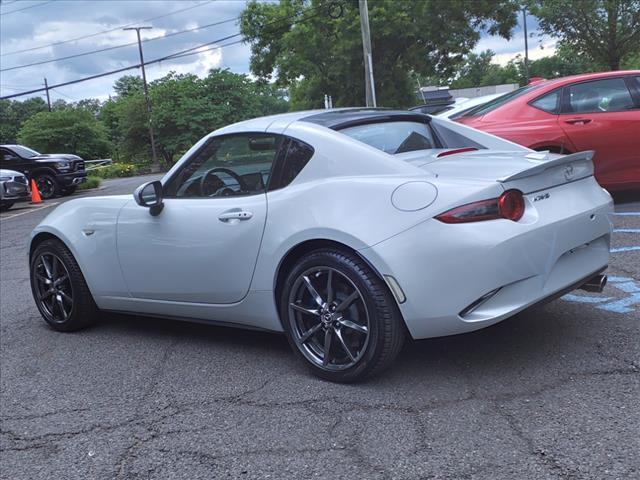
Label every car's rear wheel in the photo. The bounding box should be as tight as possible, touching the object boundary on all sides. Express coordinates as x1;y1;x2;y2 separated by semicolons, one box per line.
30;239;98;332
35;174;59;199
280;249;405;382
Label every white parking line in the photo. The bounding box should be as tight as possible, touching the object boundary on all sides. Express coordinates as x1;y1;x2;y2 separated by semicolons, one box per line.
610;212;640;216
0;202;58;221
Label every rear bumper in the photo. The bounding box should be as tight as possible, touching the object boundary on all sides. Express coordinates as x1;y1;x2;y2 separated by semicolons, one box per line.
361;177;613;339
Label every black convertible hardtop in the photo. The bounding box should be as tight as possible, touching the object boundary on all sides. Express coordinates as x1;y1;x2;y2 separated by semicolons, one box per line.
301;108;432;130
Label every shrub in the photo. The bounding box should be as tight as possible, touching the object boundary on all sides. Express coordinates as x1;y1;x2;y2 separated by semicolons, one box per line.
90;163;140;178
78;176;101;190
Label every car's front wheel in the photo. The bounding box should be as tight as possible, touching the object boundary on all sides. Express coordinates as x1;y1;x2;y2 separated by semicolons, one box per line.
34;174;59;199
30;239;98;332
280;249;405;382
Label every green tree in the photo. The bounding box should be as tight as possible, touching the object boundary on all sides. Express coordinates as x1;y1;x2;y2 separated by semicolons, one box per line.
150;69;289;165
113;75;144;97
448;50;519;88
103;69;289;166
18;108;112;159
240;0;519;108
0;97;48;144
529;0;640;70
512;44;598;80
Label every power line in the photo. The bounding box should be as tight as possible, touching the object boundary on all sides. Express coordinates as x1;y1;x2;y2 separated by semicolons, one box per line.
0;0;53;16
50;88;76;100
1;17;239;72
1;1;213;56
0;3;331;100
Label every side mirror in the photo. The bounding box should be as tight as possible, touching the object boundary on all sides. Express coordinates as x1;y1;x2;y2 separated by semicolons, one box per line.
133;180;164;216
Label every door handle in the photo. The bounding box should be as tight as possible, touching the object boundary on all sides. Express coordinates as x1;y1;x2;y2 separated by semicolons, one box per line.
565;118;591;125
218;210;253;222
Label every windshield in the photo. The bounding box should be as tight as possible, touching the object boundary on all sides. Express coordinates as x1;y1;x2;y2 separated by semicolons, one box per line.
459;85;540;117
339;121;436;154
11;145;40;158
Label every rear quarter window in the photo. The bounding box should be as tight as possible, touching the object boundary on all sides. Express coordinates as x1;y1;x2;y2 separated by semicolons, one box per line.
530;89;560;113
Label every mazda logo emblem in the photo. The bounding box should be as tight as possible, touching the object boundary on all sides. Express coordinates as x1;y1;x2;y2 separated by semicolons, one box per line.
564;164;575;181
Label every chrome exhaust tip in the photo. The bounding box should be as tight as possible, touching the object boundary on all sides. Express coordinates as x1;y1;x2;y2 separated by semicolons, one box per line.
579;274;607;293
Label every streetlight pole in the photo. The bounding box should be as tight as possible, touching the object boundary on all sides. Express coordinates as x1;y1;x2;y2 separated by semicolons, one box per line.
522;7;529;84
123;26;159;172
358;0;376;107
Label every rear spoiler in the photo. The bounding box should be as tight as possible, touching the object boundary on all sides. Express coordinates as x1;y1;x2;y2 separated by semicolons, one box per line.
498;151;594;182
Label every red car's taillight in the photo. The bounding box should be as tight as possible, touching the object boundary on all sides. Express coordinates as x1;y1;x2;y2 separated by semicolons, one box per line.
435;189;525;224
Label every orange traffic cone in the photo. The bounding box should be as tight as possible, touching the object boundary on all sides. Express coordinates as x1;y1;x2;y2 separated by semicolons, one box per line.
30;178;43;204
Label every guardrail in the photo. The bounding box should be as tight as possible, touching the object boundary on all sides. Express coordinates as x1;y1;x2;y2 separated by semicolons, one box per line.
84;159;113;171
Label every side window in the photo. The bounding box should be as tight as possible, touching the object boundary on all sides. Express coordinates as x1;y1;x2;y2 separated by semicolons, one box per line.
165;133;283;198
565;78;634;113
269;138;314;190
1;149;18;163
530;89;560;113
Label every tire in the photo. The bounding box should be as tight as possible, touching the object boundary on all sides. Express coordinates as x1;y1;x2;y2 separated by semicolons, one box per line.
34;174;59;199
279;248;405;382
30;238;99;332
61;186;78;196
0;202;14;211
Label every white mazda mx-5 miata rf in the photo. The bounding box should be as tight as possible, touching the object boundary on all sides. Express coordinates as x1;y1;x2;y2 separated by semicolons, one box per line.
29;109;612;382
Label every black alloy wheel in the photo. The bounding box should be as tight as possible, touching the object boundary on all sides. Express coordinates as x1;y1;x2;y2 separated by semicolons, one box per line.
30;239;98;331
281;249;405;382
35;174;59;199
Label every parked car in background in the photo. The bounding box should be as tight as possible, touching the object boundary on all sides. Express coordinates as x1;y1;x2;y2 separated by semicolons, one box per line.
0;169;30;210
455;71;640;192
0;145;87;199
410;89;457;115
435;93;503;120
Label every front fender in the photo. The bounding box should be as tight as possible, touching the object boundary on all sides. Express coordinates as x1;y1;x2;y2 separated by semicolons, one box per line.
30;196;131;303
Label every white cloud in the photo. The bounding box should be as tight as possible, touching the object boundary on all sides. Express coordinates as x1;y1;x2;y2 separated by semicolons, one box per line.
0;1;251;101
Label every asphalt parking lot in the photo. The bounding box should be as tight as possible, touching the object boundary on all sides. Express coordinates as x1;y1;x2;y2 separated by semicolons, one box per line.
0;177;638;479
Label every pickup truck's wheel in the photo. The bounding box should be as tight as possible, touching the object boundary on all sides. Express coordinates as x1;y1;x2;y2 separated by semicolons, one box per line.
280;249;405;383
60;186;77;196
34;174;59;199
30;238;98;332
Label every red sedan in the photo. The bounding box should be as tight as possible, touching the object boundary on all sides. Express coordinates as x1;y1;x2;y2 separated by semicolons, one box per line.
456;71;640;192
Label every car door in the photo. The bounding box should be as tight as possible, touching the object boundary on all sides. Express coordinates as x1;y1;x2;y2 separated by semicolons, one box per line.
116;133;284;304
558;76;640;187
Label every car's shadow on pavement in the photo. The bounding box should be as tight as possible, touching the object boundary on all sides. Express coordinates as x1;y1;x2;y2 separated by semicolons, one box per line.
94;299;626;390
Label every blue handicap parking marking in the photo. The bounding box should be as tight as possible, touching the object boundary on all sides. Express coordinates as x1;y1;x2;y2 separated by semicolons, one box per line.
561;215;639;314
562;294;612;304
561;276;640;316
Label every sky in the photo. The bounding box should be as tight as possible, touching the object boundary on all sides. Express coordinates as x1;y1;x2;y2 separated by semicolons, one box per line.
0;0;556;103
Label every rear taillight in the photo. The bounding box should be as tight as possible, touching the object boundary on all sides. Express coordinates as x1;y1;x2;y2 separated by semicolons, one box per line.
435;189;525;224
498;189;525;221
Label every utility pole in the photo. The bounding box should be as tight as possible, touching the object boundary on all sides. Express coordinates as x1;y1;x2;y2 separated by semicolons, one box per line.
43;78;51;111
359;0;376;107
522;7;529;84
123;26;159;172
